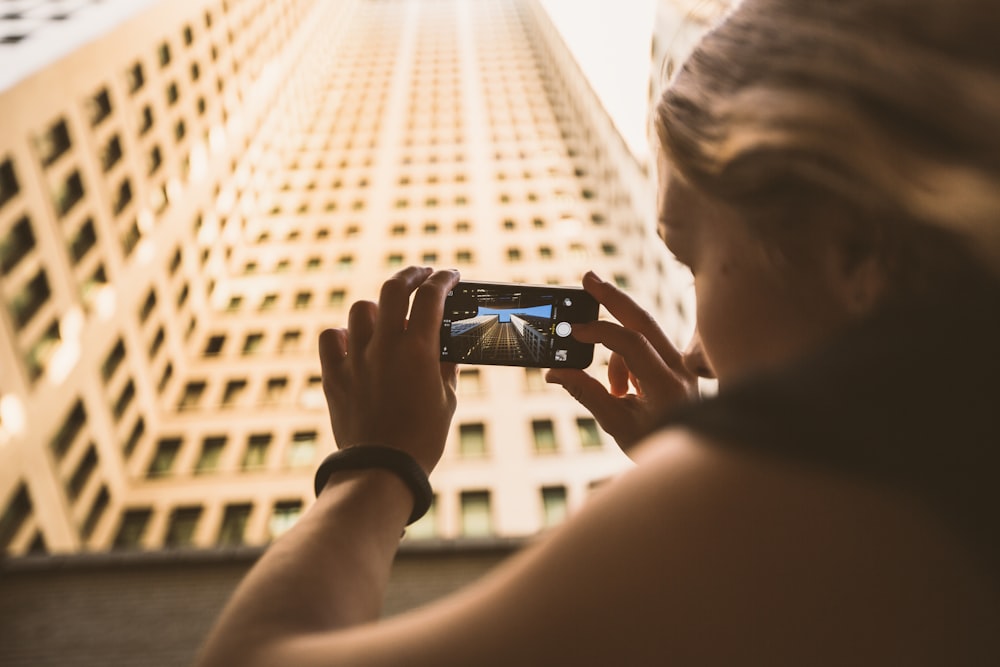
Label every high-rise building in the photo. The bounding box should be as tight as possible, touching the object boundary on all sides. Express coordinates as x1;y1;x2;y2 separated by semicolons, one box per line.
0;0;720;558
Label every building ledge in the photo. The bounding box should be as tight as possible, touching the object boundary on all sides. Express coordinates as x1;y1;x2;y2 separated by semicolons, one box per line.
0;535;532;572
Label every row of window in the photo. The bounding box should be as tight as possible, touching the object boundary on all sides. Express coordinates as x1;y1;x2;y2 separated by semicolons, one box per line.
146;431;320;478
109;483;566;550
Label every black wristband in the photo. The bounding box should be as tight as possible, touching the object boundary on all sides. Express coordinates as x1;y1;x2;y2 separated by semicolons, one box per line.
314;446;433;525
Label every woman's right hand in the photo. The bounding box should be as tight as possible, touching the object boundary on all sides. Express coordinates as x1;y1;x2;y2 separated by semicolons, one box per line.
546;271;698;455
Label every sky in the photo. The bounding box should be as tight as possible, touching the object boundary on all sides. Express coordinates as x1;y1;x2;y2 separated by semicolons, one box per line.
540;0;657;162
478;305;553;322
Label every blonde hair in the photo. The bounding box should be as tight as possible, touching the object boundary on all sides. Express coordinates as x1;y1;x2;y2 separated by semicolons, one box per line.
656;0;1000;284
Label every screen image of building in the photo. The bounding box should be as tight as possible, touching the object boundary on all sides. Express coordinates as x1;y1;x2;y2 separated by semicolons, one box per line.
0;1;732;664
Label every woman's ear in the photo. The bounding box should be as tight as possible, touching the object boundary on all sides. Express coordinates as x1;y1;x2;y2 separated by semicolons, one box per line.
826;223;891;316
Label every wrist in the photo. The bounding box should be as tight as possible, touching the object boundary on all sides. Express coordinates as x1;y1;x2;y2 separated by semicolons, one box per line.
314;446;434;524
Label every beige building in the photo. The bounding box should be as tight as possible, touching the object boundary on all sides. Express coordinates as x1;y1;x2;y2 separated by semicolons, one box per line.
0;0;733;558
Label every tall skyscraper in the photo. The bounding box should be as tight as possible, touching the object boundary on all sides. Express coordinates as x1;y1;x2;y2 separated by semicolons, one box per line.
0;0;720;557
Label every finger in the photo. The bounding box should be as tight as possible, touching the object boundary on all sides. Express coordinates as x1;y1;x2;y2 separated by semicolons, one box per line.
569;320;673;391
348;300;378;361
408;268;461;339
545;369;628;434
608;352;630;396
440;361;458;391
583;272;684;369
318;328;349;389
376;266;434;336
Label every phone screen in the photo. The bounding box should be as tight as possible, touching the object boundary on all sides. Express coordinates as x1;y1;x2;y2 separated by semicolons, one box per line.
440;281;598;368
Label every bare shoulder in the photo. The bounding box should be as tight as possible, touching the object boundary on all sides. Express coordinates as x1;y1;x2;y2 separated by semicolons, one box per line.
425;429;999;665
614;429;1000;663
269;429;999;666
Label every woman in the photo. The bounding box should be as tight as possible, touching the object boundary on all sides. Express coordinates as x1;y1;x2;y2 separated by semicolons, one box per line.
195;0;999;664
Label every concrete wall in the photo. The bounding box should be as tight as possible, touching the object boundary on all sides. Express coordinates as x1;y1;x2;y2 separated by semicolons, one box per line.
0;538;523;667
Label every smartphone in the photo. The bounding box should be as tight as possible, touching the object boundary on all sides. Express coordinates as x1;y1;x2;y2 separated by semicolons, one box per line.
440;281;599;369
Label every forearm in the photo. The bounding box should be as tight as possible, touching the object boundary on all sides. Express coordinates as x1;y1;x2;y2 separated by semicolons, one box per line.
194;469;412;666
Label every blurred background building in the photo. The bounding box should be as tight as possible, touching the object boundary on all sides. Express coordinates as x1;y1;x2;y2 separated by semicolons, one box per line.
0;0;733;664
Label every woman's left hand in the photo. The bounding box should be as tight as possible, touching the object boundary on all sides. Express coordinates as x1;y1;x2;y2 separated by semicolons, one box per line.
318;266;461;474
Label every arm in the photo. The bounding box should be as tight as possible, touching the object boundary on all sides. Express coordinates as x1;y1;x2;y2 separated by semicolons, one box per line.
195;266;980;666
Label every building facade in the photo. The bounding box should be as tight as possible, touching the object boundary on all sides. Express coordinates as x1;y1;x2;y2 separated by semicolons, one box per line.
0;0;726;557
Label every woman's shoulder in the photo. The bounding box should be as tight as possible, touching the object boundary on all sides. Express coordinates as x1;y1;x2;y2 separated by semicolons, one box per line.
618;429;999;661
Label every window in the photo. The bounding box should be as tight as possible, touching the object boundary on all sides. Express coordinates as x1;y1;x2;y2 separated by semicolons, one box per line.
66;217;97;264
127;62;145;93
88;88;113;127
337;255;353;270
148;326;165;358
242;434;271;470
113;508;152;550
286;432;318;468
263;377;288;404
386;253;404;267
66;445;98;501
121;220;141;257
455;249;473;264
203;334;226;356
577;418;602;449
269;500;303;539
10;269;50;329
157;363;173;393
458;369;482;396
195;436;226;474
507;247;522;262
80;486;109;541
0;158;18;211
138;105;153;135
101;338;126;382
147;145;162;175
178;381;206;410
328;289;346;308
147;438;181;477
459;423;487;458
242;332;264;355
139;289;157;323
405;495;437;540
613;274;629;289
122;417;145;458
305;256;321;272
299;375;324;410
279;330;302;352
53;171;84;217
36;119;71;167
221;379;247;407
541;486;568;527
0;483;33;551
524;368;547;392
258;293;277;311
390;223;407;236
539;246;553;260
158;42;171;67
164;506;202;547
226;295;243;312
293;292;312;310
100;135;122;172
1;215;35;274
532;419;557;454
218;503;252;546
166;82;179;106
460;491;492;537
601;242;618;256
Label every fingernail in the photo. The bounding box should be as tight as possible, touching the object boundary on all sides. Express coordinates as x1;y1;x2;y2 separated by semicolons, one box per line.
584;271;604;284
